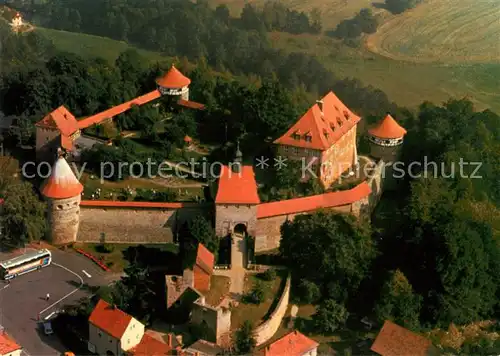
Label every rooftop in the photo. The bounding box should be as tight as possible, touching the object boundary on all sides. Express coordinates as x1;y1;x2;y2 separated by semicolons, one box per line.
274;91;361;150
195;243;215;274
368;114;407;139
215;165;260;205
184;339;222;355
40;156;84;199
35;106;79;137
88;299;133;340
256;181;371;218
156;65;191;89
371;320;438;356
129;333;171;356
80;200;203;209
0;331;21;355
259;330;319;356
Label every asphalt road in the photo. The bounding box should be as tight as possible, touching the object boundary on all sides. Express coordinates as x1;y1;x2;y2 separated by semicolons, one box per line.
0;247;119;355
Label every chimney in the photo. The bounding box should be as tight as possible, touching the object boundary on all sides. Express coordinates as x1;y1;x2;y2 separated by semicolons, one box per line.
167;333;173;347
316;100;324;116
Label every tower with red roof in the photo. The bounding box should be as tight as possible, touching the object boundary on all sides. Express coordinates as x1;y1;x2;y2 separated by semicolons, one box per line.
40;152;84;245
156;64;191;101
367;113;407;163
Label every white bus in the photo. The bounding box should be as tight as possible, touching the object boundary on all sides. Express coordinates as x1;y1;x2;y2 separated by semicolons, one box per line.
0;249;52;280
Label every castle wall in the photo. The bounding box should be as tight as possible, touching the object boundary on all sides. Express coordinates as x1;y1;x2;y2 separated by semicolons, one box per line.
47;195;81;245
253;274;291;346
215;204;258;237
78;205;207;244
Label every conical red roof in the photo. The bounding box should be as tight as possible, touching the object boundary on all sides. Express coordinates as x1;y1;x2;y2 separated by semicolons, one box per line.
40;157;83;199
156;65;191;89
368;114;407;139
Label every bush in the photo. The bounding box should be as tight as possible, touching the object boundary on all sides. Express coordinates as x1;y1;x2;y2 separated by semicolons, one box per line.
96;243;114;253
244;280;266;304
313;299;349;333
261;268;276;281
297;279;321;304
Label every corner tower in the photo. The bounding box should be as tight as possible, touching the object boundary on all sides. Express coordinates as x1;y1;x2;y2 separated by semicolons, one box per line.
367;114;407;163
156;64;191;101
40;152;83;245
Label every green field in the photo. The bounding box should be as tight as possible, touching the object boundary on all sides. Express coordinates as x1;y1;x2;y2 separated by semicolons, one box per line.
37;27;167;64
366;0;500;63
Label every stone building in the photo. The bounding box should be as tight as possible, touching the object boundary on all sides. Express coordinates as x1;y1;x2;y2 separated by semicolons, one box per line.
88;299;174;356
40;153;83;245
274;91;361;188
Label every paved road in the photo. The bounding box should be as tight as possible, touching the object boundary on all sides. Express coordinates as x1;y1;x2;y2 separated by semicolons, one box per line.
0;247;120;355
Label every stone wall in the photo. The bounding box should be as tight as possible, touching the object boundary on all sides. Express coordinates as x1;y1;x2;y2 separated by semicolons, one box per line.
253;273;291;346
78;203;208;243
191;297;231;344
215;204;258;237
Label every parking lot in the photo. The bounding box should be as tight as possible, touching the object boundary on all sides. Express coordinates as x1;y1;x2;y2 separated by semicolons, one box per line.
0;248;118;355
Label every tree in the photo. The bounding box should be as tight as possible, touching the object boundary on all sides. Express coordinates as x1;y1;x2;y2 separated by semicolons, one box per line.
112;263;156;325
280;210;376;302
313;299;349;333
0;163;47;248
179;215;218;268
374;270;422;330
235;320;256;353
297;278;321;304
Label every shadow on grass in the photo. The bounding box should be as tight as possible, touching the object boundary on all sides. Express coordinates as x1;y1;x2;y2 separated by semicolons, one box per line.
122;244;181;274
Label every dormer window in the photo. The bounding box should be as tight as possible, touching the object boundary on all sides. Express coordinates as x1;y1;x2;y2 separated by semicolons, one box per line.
323;129;329;139
330;123;336;132
343;110;350;120
292;129;302;140
338;118;343;127
305;135;312;142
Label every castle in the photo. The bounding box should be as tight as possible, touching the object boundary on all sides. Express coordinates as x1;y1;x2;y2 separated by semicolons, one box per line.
36;65;407;267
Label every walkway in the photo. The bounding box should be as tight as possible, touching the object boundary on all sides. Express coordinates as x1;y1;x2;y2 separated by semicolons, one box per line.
213;267;246;302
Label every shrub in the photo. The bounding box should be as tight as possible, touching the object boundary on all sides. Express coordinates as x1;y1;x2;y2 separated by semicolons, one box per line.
261;268;276;281
297;279;321;304
96;243;114;253
244;280;266;304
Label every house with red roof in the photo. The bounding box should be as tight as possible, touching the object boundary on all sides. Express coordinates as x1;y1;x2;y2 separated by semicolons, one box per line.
0;330;22;356
274;91;361;188
88;299;175;356
257;330;319;356
371;320;439;356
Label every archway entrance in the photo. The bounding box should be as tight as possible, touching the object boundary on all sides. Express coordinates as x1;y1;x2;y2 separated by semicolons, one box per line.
231;223;247;268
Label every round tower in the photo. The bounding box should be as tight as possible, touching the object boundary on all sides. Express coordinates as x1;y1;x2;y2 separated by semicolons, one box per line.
156;64;191;101
40;152;83;245
367;113;407;163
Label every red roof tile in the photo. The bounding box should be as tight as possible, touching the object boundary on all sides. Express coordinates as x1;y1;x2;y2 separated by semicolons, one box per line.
0;332;21;355
274;91;361;150
184;135;193;143
196;243;215;274
60;135;74;150
177;99;205;110
36;106;79;137
40;157;84;199
371;320;437;356
77;90;161;129
368;114;407;139
89;300;133;340
261;330;319;356
256;181;371;218
156;65;191;89
80;200;202;209
129;334;171;356
215;165;260;204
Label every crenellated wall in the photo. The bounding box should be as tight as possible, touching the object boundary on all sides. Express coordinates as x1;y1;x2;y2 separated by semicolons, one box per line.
253;273;291;346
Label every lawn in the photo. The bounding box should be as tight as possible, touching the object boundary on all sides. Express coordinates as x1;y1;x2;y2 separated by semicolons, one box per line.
231;270;286;330
37;27;168;64
73;242;178;272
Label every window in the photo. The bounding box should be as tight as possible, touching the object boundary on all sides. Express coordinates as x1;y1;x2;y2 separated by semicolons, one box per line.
127;339;130;344
283;145;289;152
293;133;300;140
293;147;299;154
98;332;102;338
305;135;312;142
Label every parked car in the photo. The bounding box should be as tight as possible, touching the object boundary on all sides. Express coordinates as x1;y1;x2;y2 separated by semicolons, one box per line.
43;321;53;335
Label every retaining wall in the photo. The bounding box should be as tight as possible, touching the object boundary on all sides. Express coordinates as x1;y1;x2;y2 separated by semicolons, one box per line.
253;273;291;346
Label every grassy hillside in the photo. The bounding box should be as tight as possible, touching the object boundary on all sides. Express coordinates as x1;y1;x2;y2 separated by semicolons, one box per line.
366;0;500;63
37;27;167;63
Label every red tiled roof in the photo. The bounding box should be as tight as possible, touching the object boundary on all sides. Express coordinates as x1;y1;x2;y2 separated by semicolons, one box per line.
256;181;371;219
156;65;191;89
80;200;202;209
0;332;22;355
368;114;407;139
184;135;192;143
40;157;84;199
196;243;215;274
261;331;318;356
35;106;79;137
274;91;361;150
89;299;132;340
215;165;260;204
60;135;74;150
371;320;436;356
177;99;205;110
129;334;171;356
77;90;161;129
